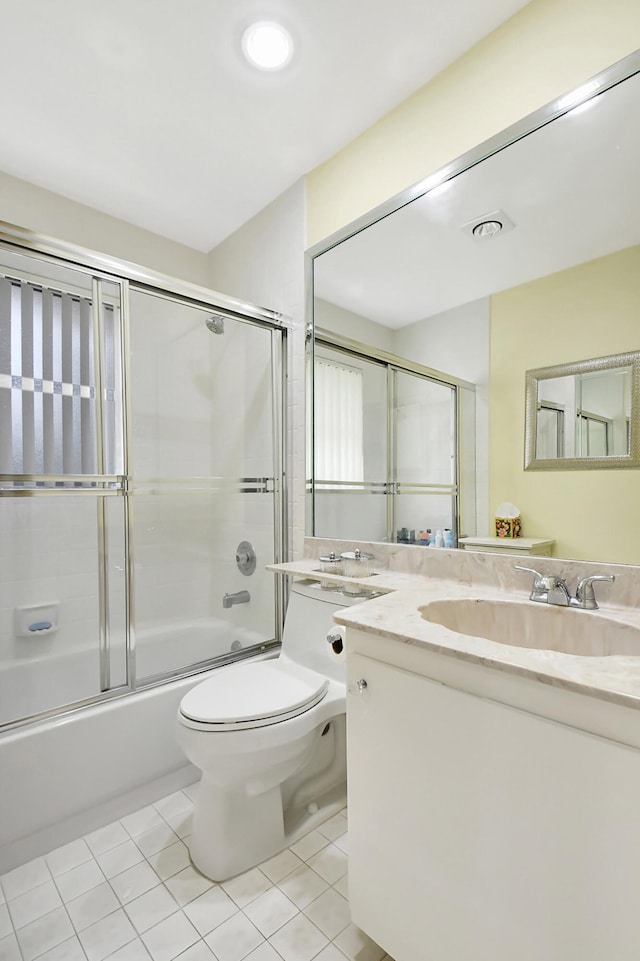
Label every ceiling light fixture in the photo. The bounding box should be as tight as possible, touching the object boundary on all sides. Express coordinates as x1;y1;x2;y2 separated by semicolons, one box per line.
472;219;503;239
242;21;293;71
462;209;515;242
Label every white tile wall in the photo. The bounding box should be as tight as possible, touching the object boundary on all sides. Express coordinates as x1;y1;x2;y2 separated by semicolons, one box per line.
0;498;102;663
207;181;307;560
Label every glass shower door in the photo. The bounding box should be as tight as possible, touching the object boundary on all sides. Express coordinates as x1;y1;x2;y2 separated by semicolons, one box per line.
0;248;127;727
128;289;283;684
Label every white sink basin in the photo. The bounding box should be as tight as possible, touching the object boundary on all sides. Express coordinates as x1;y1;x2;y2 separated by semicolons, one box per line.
419;598;640;657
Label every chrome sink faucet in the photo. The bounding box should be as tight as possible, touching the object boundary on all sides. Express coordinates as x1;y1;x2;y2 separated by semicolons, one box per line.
515;566;615;610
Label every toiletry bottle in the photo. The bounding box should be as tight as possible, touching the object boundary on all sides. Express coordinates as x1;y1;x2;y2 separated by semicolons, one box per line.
434;529;444;548
444;529;454;548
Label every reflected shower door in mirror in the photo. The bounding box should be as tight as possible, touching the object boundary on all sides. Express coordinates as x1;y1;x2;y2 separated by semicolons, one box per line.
312;345;387;540
308;52;640;564
309;334;476;544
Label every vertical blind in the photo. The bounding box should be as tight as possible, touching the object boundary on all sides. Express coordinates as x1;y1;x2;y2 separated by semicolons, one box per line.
0;275;119;480
314;357;364;483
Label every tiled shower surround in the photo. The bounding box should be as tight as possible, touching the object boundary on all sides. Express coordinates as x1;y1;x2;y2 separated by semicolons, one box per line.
0;784;389;961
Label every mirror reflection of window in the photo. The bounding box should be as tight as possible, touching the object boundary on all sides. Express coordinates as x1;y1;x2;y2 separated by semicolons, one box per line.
314;356;364;486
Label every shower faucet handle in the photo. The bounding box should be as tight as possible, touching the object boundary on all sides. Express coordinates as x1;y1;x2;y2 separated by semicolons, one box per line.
235;541;256;575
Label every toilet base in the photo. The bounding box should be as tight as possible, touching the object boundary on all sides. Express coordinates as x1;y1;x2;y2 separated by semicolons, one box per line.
189;777;286;880
188;777;347;881
184;715;348;881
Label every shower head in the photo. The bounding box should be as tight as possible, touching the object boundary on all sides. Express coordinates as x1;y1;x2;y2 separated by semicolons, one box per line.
205;314;225;335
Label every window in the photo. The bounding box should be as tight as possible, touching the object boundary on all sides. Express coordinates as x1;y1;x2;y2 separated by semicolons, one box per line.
0;270;122;483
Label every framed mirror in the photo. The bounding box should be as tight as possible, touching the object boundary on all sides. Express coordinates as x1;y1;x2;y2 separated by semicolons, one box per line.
524;351;640;470
524;352;640;470
307;50;640;563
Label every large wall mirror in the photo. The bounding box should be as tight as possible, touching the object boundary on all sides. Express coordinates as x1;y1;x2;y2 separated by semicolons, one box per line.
307;51;640;565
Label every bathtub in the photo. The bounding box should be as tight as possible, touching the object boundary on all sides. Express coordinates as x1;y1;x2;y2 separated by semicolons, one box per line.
0;621;275;873
1;618;268;726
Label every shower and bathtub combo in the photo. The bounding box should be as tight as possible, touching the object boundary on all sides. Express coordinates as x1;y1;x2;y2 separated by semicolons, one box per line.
0;225;351;879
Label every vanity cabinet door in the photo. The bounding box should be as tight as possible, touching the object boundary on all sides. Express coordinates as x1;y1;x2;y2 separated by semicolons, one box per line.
347;650;640;961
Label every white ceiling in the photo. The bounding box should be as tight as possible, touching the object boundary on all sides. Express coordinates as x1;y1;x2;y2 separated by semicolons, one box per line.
314;69;640;328
0;0;530;252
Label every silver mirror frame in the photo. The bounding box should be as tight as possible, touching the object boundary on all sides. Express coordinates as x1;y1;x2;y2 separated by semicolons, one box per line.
524;351;640;470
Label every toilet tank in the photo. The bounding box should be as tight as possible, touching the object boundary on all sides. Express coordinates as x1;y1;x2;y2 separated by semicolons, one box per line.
281;579;367;681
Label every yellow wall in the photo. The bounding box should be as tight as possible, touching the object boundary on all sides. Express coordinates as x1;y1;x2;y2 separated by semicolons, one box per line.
490;246;640;564
306;0;640;246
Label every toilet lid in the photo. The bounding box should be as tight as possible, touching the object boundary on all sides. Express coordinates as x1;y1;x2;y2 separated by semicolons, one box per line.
179;659;328;728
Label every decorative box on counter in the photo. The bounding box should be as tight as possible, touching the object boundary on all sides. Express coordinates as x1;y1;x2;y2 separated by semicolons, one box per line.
495;502;521;538
495;516;522;538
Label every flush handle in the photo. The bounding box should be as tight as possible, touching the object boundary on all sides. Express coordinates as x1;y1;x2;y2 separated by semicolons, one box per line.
326;631;344;655
353;678;368;694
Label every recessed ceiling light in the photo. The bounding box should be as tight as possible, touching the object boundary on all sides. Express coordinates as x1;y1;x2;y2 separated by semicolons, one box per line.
462;209;515;241
242;21;293;71
472;220;503;239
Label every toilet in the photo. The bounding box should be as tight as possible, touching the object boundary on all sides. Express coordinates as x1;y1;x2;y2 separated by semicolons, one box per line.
176;579;362;881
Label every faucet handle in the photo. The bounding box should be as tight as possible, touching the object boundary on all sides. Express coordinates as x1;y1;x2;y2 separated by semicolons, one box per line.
575;574;615;610
514;565;547;600
514;565;544;580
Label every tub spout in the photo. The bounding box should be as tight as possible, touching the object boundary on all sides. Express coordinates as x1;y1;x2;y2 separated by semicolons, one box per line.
223;590;250;609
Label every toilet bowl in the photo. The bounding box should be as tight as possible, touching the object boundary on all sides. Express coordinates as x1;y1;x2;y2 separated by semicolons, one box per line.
176;579;360;881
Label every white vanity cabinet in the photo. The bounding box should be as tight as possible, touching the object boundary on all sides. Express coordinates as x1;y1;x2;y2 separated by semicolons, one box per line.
346;637;640;961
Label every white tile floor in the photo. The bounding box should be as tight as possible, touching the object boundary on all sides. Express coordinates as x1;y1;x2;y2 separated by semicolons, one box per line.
0;784;391;961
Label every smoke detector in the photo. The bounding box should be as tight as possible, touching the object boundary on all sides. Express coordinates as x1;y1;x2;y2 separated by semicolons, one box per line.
462;209;515;241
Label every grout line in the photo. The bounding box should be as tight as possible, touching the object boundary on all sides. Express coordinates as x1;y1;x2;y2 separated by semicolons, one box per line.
3;798;357;961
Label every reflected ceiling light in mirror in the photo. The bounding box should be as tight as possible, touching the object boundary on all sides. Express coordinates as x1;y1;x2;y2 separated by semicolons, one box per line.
426;179;454;199
557;80;599;112
242;21;293;71
566;96;601;118
462;209;515;241
414;175;457;225
472;220;502;239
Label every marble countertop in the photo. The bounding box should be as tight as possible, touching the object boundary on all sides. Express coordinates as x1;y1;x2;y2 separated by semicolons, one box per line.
267;556;640;710
265;558;424;594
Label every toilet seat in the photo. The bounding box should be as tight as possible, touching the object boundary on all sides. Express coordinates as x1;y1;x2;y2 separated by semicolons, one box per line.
179;658;328;731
